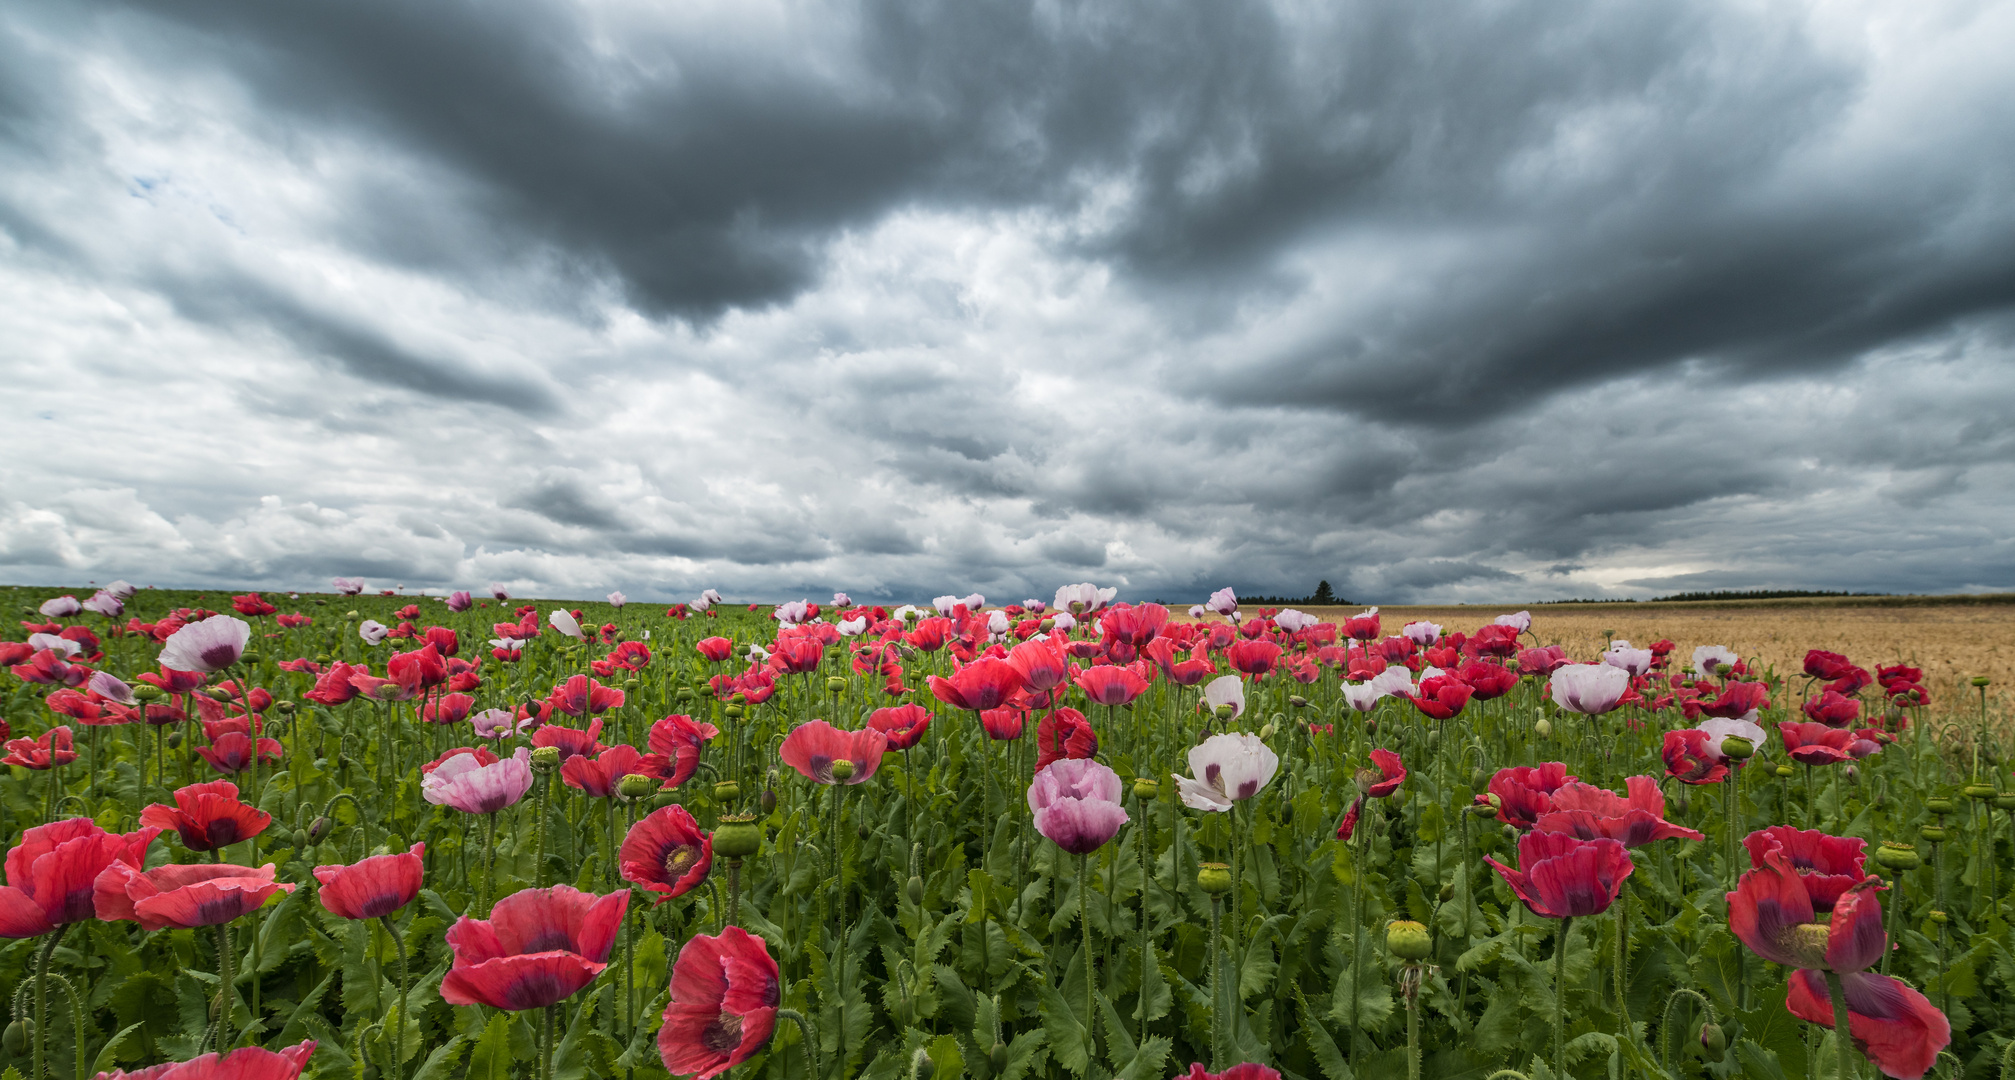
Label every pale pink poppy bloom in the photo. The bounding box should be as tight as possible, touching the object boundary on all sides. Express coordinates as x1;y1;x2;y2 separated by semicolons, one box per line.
832;592;851;607
1204;587;1238;617
89;671;136;705
422;747;535;813
488;582;511;601
1341;682;1386;712
1273;609;1318;633
1551;664;1630;715
773;601;812;626
1601;646;1654;678
549;609;585;640
607;591;627;609
1691;645;1739;677
1027;758;1128;854
1494;611;1532;632
39;596;81;618
1201;675;1245;719
159;615;251;672
358;620;390;645
29;633;81;658
103;580;138;601
82;591;125;618
332;578;366;595
1174;733;1279;813
1401;621;1442;646
447;591;474;612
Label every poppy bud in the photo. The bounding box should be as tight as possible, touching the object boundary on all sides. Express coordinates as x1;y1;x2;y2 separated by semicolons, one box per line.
240;651;262;666
1197;862;1233;895
622;678;640;693
1920;825;1946;843
3;1018;32;1055
314;599;327;606
1699;1023;1726;1057
1386;920;1432;961
1133;778;1160;800
531;746;561;771
990;1043;1009;1075
760;782;777;815
826;676;847;694
1258;722;1276;740
1196;727;1213;745
166;731;183;749
714;781;741;802
1288;695;1309;709
830;759;855;781
308;816;333;843
1972;676;1992;687
913;1050;935;1080
1774;764;1794;778
132;684;164;702
1719;736;1754;759
1473;803;1499;820
907;875;925;905
714;814;763;858
1925;797;1955;814
345;611;360;620
207;687;234;702
1928;910;1949;925
275;700;296;714
1502;824;1519;841
725;704;744;719
292;828;310;848
1438;881;1454;902
1874;841;1921;871
1534;718;1551;738
618;774;659;800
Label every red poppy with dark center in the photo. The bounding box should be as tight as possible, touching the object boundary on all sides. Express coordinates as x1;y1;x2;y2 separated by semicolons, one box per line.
620;805;713;903
1802;690;1862;728
1076;664;1150;707
1176;1063;1281;1080
1035;708;1098;770
1662;729;1727;785
0;818;160;937
315;843;425;920
422;692;477;725
10;650;87;687
387;643;448;691
139;780;273;851
1698;681;1771;719
195;732;284;775
658;925;780;1080
696;637;734;662
549;675;625;717
94;861;294;930
1741;826;1870;912
1098;603;1168;648
532;719;605;762
439;885;629;1010
979;706;1025;740
778;720;887;785
303;662;363;706
867;704;932;750
1342;612;1381;641
1804;650;1856;681
648;714;719;788
927;658;1025;712
1485;831;1633;918
1532;775;1706;846
1779;722;1862;766
93;1041;318;1080
1456;660;1518;701
421;625;458;657
561;744;645;798
1225;639;1282;676
4;726;78;770
1008;637;1071;697
1406;675;1474;720
1336;749;1407;841
1482;763;1578;830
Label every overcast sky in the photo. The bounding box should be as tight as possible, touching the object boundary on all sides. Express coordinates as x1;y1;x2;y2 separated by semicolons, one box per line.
2;0;2012;605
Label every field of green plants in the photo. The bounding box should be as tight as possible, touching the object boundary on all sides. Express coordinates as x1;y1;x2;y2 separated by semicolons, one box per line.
0;583;1996;1080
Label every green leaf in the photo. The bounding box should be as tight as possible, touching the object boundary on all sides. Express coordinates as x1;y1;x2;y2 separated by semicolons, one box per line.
927;1033;966;1080
410;1035;470;1080
1295;987;1353;1080
551;984;601;1080
1035;974;1090;1075
255;883;311;973
1096;989;1138;1067
1135;942;1171;1025
1734;1039;1789;1080
935;964;977;1032
91;1023;149;1075
1113;1036;1172;1080
998;1029;1048;1080
466;1012;516;1080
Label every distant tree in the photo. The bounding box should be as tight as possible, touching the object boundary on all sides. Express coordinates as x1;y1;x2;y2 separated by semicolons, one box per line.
1311;580;1335;604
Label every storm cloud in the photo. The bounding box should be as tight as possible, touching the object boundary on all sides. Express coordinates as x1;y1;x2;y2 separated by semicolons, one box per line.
1;0;2012;603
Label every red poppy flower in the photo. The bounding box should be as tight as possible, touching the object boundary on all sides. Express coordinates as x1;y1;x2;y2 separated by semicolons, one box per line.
867;704;931;750
1008;637;1071;696
549;675;624;717
1517;646;1569;678
1662;729;1728;785
768;635;824;675
561;744;644;798
979;706;1025;741
1342;612;1381;642
1035;708;1098;770
1741;826;1869;912
1225;639;1282;676
1779;722;1861;766
1699;681;1771;719
1802;691;1861;728
696;637;734;663
301;662;363;706
1876;664;1923;689
314;843;426;920
658;926;780;1080
93;1040;317;1080
10;649;87;687
0;818;160;937
1484;831;1633;918
138;780;273;851
735;669;776;705
1532;775;1706;846
606;642;651;671
439;885;629;1011
620;805;713;903
1784;971;1949;1080
1482;763;1578;830
648;714;719;788
1175;1063;1281;1080
138;667;207;695
1406;675;1473;720
1804;650;1856;680
195;732;284;775
777;720;886;785
1098;603;1168;648
904;617;952;653
1456;660;1518;701
532;719;605;762
423;626;459;657
231;593;277;617
1336;749;1407;841
3;726;77;770
926;658;1025;712
420;693;476;725
94;861;294;930
1076;665;1149;707
387;643;448;692
1827;667;1873;696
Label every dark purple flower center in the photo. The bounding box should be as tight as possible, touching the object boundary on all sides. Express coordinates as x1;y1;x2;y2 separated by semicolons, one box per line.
701;1013;745;1053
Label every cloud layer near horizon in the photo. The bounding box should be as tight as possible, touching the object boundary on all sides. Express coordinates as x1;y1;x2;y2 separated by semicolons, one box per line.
3;0;2013;604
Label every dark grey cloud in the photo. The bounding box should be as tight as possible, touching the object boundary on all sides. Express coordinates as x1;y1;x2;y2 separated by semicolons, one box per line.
1;0;2012;604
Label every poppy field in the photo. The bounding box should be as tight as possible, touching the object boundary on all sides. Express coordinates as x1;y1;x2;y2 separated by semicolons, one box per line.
0;582;2004;1080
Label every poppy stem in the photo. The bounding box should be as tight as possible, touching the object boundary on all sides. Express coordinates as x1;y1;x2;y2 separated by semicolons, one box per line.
726;858;742;930
1079;851;1093;1063
381;915;410;1080
1614;883;1631;1041
533;771;551;888
481;812;497;915
1554;916;1571;1080
31;925;66;1080
775;1008;821;1080
214;920;234;1054
1207;893;1222;1071
1824;971;1856;1080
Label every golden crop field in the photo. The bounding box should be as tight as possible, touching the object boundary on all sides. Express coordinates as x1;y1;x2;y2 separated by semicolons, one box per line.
1183;596;2015;721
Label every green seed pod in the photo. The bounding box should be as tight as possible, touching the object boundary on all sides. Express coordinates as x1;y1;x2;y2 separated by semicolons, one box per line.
1972;676;1992;687
315;653;332;664
907;875;925;905
530;746;561;771
713;780;741;802
826;676;847;694
132;684;164;702
724;704;744;719
1699;1023;1727;1057
1963;784;1996;801
1197;862;1233;895
676;686;697;702
1534;718;1552;738
622;678;641;693
651;791;681;809
1133;777;1160;800
829;759;855;782
240;651;262;666
1774;764;1794;778
1919;825;1946;843
1928;910;1949;925
1386;920;1433;961
618;774;660;800
1213;703;1236;721
1995;793;2015;812
713;814;763;858
3;1018;33;1055
1719;736;1754;759
1874;841;1921;871
1925;797;1956;814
